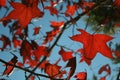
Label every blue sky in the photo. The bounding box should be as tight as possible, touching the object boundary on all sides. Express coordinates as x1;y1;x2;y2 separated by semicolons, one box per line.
0;0;120;80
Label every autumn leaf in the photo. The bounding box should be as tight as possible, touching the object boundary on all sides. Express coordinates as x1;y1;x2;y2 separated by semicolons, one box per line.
45;63;61;77
12;36;22;48
66;57;76;80
98;64;111;76
59;47;73;62
33;27;41;35
79;1;95;12
50;21;64;29
65;4;79;16
45;6;58;15
0;35;11;51
0;0;6;7
3;56;18;76
26;60;38;68
74;72;87;80
113;0;120;8
33;46;48;60
70;29;113;65
1;2;43;28
20;40;33;63
43;29;60;44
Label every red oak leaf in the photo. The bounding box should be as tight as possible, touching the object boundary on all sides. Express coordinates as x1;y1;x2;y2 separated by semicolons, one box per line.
45;6;58;15
3;56;18;76
65;4;79;16
0;0;6;7
1;2;43;28
74;72;87;80
45;63;61;77
33;27;41;35
50;21;64;29
98;64;111;76
59;47;73;62
0;35;11;51
70;29;113;65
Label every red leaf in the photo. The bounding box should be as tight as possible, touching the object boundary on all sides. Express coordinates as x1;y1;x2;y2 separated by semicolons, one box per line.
98;64;111;76
74;72;87;80
114;51;120;57
17;62;24;67
26;60;38;68
43;29;60;44
65;4;79;16
20;40;33;63
100;76;106;80
113;0;120;8
3;56;18;76
59;47;73;62
66;57;76;79
33;27;41;35
1;2;43;27
30;76;35;80
39;60;49;69
0;35;11;51
45;6;58;15
50;21;64;29
0;0;6;7
33;46;48;60
45;63;61;77
70;29;113;65
80;1;95;12
12;36;22;48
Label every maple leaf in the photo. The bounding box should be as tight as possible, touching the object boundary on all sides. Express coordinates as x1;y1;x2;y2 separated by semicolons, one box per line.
98;64;111;76
26;60;38;68
20;40;33;63
0;0;6;7
59;47;73;62
33;46;48;60
44;6;58;15
66;57;76;80
33;27;41;35
3;56;18;76
0;35;11;51
12;36;22;48
50;21;64;29
43;29;60;44
79;1;95;12
45;63;61;77
65;4;79;16
70;29;113;65
74;72;87;80
1;2;43;28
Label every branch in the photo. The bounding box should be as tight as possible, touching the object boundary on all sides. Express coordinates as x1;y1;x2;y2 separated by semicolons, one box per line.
0;59;66;80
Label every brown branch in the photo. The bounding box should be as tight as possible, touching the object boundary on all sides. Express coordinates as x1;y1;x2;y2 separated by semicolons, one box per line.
0;59;66;80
